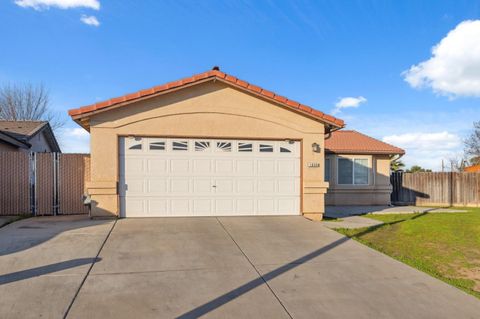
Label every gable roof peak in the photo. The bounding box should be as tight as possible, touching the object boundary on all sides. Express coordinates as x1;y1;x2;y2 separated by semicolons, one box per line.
68;68;345;129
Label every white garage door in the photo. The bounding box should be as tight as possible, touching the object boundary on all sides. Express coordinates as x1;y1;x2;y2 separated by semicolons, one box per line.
119;137;300;217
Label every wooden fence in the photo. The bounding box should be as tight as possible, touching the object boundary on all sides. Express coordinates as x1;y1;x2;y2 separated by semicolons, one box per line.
391;172;480;207
0;152;90;216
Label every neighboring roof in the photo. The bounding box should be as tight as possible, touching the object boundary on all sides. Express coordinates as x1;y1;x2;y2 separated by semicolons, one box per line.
0;120;47;140
465;165;480;172
68;68;345;129
0;120;61;152
325;130;405;155
0;130;30;149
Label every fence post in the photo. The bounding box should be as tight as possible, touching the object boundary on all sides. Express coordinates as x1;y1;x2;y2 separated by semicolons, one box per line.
29;152;37;216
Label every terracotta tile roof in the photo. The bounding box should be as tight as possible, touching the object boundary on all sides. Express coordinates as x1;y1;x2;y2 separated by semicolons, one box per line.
325;130;405;155
0;120;47;140
465;165;480;172
68;69;344;128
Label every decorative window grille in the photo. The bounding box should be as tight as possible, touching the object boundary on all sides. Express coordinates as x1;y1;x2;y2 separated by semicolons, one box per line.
172;141;188;151
238;143;253;152
259;144;274;152
195;141;210;151
149;142;165;150
216;142;232;152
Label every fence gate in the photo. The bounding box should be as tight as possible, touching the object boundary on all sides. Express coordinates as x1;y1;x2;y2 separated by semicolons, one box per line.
0;152;90;216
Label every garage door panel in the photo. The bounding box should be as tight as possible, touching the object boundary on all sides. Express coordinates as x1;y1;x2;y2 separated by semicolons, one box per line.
126;158;144;174
193;199;212;214
258;199;275;213
171;199;190;213
215;179;234;193
120;137;300;217
236;160;255;175
193;159;212;174
237;179;255;193
170;179;190;193
193;179;214;193
277;159;298;175
171;159;190;173
258;180;275;193
147;159;168;173
148;199;168;214
215;199;234;213
237;199;255;213
258;160;276;175
147;179;167;193
215;160;234;173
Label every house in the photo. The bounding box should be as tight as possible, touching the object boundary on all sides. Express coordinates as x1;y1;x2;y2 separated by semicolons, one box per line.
68;68;403;219
0;120;61;153
325;130;404;205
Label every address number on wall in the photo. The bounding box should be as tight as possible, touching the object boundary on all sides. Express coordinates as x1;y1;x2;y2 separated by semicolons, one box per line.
307;162;320;168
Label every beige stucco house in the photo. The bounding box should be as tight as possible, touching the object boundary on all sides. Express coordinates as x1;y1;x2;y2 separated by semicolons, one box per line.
69;68;403;219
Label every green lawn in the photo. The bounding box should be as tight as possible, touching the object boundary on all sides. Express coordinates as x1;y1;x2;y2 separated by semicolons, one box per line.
336;208;480;298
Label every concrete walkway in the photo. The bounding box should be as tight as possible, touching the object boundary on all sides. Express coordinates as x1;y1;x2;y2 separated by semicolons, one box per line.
325;205;467;218
0;216;24;228
1;216;480;318
323;215;384;229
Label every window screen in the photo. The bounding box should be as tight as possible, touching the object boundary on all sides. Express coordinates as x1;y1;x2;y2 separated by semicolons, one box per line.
338;158;353;184
354;159;368;185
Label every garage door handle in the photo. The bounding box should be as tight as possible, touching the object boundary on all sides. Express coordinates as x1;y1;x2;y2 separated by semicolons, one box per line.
212;185;217;188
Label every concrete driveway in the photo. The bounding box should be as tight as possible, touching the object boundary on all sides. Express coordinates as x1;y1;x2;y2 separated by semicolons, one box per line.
1;216;480;318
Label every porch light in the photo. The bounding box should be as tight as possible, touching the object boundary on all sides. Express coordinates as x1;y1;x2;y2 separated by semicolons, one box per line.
312;142;321;153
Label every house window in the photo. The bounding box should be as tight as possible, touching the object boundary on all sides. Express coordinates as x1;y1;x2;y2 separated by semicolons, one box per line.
325;158;330;182
338;158;369;185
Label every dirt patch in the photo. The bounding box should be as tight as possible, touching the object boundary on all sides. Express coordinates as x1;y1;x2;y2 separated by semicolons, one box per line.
458;267;480;292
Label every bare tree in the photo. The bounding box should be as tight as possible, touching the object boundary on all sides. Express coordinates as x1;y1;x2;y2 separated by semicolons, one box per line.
465;121;480;165
0;83;64;130
448;156;467;172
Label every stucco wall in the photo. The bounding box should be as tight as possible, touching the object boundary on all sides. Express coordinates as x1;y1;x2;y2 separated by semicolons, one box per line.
325;153;392;205
86;81;329;218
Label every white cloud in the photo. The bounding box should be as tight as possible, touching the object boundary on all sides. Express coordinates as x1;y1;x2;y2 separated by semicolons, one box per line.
403;20;480;97
14;0;100;10
57;127;90;153
80;15;100;26
332;96;366;114
383;131;462;170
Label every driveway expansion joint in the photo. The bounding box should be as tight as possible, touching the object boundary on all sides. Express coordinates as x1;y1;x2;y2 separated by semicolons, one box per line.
63;219;117;319
215;217;294;319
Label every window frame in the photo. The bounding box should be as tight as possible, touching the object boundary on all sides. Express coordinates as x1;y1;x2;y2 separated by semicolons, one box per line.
325;158;331;182
336;157;370;185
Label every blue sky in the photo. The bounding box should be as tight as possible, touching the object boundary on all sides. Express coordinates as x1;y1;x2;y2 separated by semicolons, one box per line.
1;0;480;170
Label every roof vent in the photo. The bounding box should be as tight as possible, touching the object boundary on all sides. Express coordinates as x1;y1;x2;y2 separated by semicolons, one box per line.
212;66;220;71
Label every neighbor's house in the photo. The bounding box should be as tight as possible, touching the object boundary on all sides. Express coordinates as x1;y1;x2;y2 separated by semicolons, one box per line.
325;130;405;205
68;68;403;219
0;120;61;153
